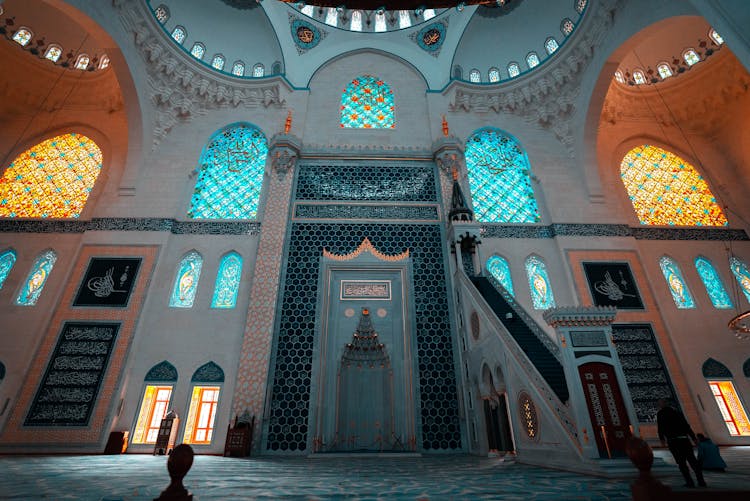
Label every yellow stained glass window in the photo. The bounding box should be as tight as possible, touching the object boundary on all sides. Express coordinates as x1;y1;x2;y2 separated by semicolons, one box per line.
709;381;750;436
0;133;102;219
132;385;173;444
620;145;727;226
183;386;220;444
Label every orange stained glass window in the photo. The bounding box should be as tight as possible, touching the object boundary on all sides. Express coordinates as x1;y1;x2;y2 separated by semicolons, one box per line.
183;386;220;444
709;381;750;436
620;145;727;226
0;133;102;218
132;385;173;444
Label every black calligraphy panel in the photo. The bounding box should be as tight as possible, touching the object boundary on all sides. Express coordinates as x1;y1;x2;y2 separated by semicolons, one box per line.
583;262;644;309
73;257;142;307
25;322;120;426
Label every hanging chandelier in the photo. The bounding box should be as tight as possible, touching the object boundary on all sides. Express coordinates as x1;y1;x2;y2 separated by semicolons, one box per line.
728;310;750;340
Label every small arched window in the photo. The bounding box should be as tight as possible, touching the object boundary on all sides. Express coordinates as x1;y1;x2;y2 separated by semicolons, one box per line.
340;75;395;129
488;67;500;83
469;69;481;83
729;256;750;304
99;55;110;70
272;61;282;74
190;43;205;60
575;0;587;14
695;257;732;308
252;63;265;78
561;18;574;36
452;65;463;80
0;249;17;290
44;45;62;63
633;70;646;85
16;250;56;306
487;256;514;296
325;7;338;26
657;63;672;79
132;361;177;444
614;70;625;84
211;54;225;71
659;256;695;309
183;362;224;444
212;252;243;309
683;49;700;66
544;37;559;55
75;54;90;70
154;5;170;24
423;9;436;20
398;10;412;29
525;256;555;310
300;5;314;16
508;62;520;78
709;29;724;46
374;12;387;32
350;11;363;31
170;251;202;308
171;26;186;44
231;61;245;76
12;28;32;46
526;52;540;69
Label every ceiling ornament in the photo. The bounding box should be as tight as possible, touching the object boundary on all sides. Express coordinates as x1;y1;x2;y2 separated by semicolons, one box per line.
289;15;327;55
409;20;448;57
281;0;517;9
113;0;286;148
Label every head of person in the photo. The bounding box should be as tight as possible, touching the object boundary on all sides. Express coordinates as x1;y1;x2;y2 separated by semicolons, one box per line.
658;398;669;410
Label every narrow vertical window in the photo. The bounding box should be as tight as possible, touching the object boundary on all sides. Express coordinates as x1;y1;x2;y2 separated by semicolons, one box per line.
709;381;750;436
75;55;90;70
0;249;17;290
374;12;387;32
575;0;587;14
544;37;559;55
398;10;412;29
561;18;574;36
325;7;338;26
526;52;540;69
350;11;363;31
423;9;436;20
695;257;732;309
252;63;265;78
99;55;110;70
659;256;694;308
508;63;520;78
683;49;700;66
709;29;724;45
231;61;245;76
212;252;242;309
171;26;186;44
469;69;481;83
170;251;203;308
657;63;672;79
44;45;62;62
132;385;173;444
211;54;225;71
190;43;205;60
183;386;220;444
487;256;514;296
729;257;750;304
16;250;56;306
525;256;555;310
633;70;646;84
614;70;625;84
12;28;32;46
488;68;500;83
300;5;314;16
154;5;170;24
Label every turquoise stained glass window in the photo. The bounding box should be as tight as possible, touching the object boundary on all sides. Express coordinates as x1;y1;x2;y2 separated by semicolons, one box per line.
16;250;56;306
730;257;750;304
659;256;695;308
188;124;268;219
212;252;242;309
340;75;395;129
465;128;540;223
0;249;16;290
525;256;555;310
695;257;732;309
170;251;202;308
487;255;514;296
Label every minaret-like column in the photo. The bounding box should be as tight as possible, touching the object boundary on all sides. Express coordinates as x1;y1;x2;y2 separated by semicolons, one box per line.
232;130;300;451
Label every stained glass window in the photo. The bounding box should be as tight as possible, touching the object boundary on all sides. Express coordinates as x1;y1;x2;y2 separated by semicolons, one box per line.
526;52;540;69
16;250;56;306
99;55;110;70
657;63;672;79
374;12;387;32
75;55;90;70
171;26;186;44
154;5;169;24
614;70;625;84
170;251;202;308
212;252;242;309
464;128;540;223
45;45;62;63
423;9;436;20
252;64;265;77
211;54;225;71
351;11;363;31
729;257;750;303
525;256;555;310
683;49;700;66
508;63;520;78
13;28;32;46
545;37;559;54
183;386;220;444
398;10;412;29
231;61;245;76
487;255;514;296
709;29;724;45
188;123;268;219
695;257;732;309
469;69;481;83
709;381;750;436
301;5;314;16
190;43;205;59
659;256;695;308
0;249;16;290
0;133;103;218
575;0;587;14
132;385;173;444
620;145;727;226
340;75;395;129
325;7;338;26
633;70;646;85
561;18;574;36
488;68;500;83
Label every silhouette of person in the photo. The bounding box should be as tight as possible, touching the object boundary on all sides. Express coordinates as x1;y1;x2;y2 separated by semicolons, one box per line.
696;433;727;472
657;399;706;488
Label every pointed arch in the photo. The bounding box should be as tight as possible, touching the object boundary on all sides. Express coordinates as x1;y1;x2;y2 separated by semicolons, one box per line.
188;123;268;219
212;252;243;309
464;128;540;223
0;133;103;219
171;26;186;44
486;255;514;296
525;255;555;310
659;256;694;308
694;257;732;309
729;256;750;304
703;358;732;378
169;251;203;308
620;145;727;226
0;249;17;290
340;75;395;129
144;361;178;382
192;361;225;382
16;250;56;306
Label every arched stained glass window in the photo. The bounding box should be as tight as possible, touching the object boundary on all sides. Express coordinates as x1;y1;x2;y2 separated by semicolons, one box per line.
188;123;268;219
561;18;574;36
16;250;56;306
325;7;338;26
525;256;555;310
620;145;727;226
398;10;412;29
374;12;387;32
423;9;436;20
614;70;625;84
508;63;520;78
45;45;62;62
171;26;186;44
488;68;500;83
13;28;32;46
340;75;395;129
154;5;170;24
469;69;481;83
301;5;314;16
231;61;245;76
683;49;700;66
190;43;205;59
252;64;265;78
211;54;225;71
575;0;587;14
464;128;540;223
729;257;750;304
487;256;514;296
0;249;16;290
0;133;103;218
526;52;540;69
695;257;732;309
657;63;673;79
633;70;646;85
709;29;724;45
212;252;242;309
544;37;559;54
170;251;202;308
75;55;90;70
351;11;363;31
99;55;110;70
659;256;695;308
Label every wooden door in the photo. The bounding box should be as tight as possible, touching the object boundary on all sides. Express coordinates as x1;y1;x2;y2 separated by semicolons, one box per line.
578;362;631;458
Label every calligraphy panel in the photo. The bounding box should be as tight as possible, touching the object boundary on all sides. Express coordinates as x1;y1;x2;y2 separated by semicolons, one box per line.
340;280;391;300
73;257;142;307
583;262;644;309
25;322;120;426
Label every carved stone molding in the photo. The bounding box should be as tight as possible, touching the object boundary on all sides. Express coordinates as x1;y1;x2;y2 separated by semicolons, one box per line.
113;0;286;148
543;306;617;328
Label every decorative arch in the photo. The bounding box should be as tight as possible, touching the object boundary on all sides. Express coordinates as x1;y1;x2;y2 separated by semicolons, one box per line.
188;123;268;219
192;361;225;383
486;255;514;296
619;144;727;226
0;133;103;219
703;358;732;378
464;128;540;223
703;358;750;436
16;250;56;306
340;75;395;129
169;251;203;308
525;255;555;310
0;249;17;290
144;361;178;382
212;252;243;309
694;257;732;309
659;256;694;308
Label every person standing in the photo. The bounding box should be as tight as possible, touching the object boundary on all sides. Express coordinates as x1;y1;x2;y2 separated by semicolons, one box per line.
657;399;707;488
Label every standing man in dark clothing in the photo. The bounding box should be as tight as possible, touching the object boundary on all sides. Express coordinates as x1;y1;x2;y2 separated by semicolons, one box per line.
657;399;707;488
